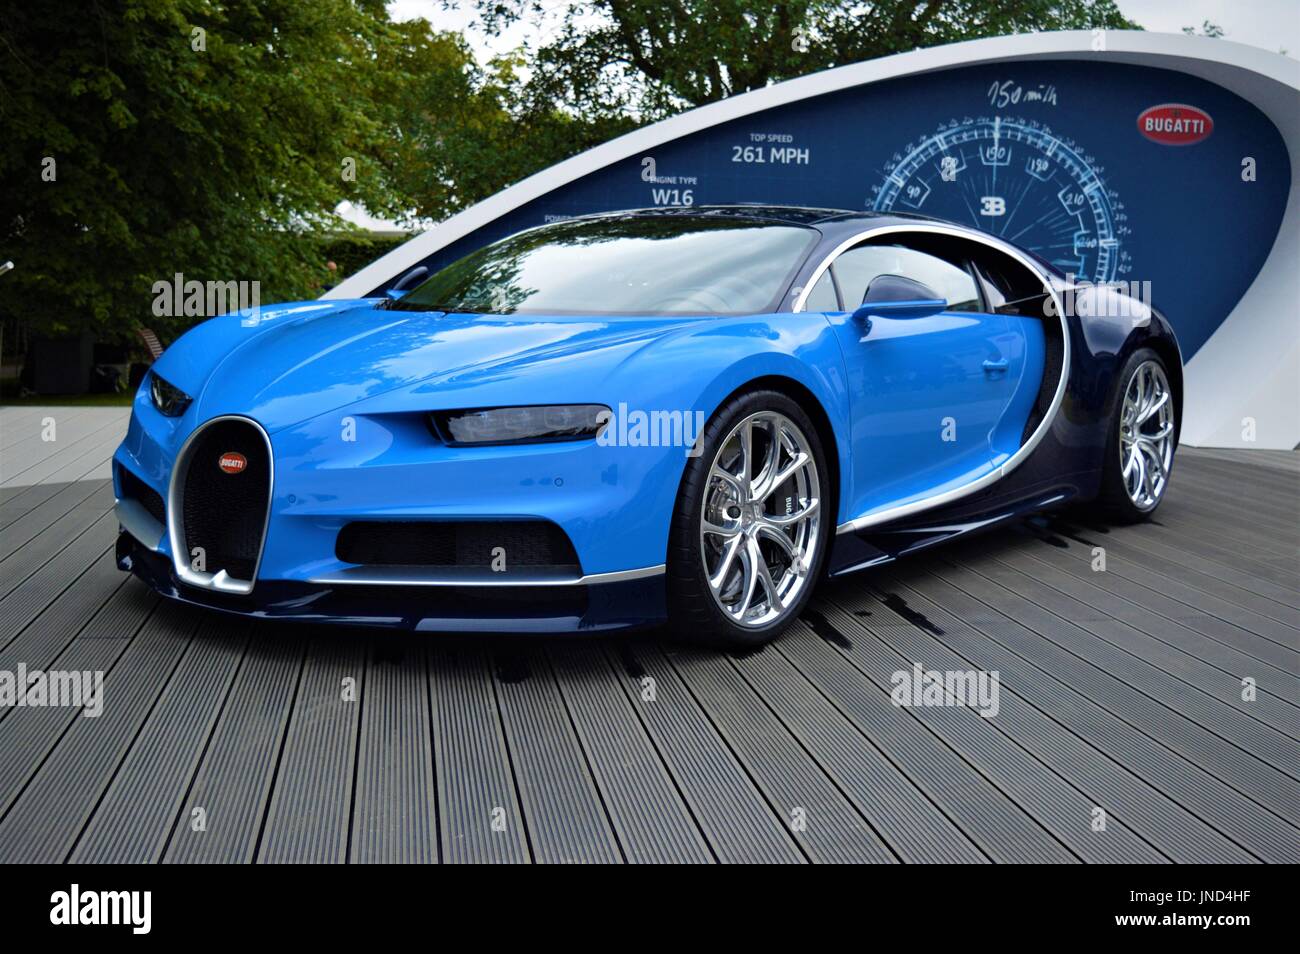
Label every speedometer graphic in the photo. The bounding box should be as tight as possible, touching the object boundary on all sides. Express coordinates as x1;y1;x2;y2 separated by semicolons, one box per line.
871;117;1131;283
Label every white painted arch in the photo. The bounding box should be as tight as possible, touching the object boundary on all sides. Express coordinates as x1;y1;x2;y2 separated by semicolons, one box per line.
326;31;1300;450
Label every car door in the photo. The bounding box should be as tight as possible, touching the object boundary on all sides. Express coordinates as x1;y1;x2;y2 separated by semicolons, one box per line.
811;236;1042;523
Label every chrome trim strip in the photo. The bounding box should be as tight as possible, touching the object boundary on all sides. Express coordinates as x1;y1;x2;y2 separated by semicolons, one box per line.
794;224;1070;535
114;497;165;552
308;563;666;588
167;415;274;595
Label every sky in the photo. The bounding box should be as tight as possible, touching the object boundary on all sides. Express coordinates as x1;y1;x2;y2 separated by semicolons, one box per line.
344;1;1298;229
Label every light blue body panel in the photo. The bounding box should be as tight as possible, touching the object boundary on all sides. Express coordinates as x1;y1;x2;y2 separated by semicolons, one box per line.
824;307;1045;523
114;295;1046;583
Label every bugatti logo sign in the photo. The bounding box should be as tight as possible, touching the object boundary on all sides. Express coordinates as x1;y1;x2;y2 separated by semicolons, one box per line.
1137;104;1213;145
218;452;247;474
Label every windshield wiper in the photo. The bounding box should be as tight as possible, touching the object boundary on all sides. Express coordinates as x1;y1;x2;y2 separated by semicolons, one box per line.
381;299;470;313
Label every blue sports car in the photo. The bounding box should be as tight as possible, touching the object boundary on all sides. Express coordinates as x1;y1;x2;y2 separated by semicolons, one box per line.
114;206;1181;645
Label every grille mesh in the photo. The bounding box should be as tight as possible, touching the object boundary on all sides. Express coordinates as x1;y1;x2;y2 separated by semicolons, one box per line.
336;521;579;570
181;419;270;582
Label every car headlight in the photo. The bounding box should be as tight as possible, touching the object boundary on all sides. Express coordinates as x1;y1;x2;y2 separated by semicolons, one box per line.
149;372;192;417
432;405;608;446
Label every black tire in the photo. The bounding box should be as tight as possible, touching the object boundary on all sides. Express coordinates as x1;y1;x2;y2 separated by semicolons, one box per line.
666;388;832;647
1096;347;1177;523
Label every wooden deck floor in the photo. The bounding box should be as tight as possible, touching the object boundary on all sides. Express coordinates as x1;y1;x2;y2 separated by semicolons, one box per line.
0;407;1296;862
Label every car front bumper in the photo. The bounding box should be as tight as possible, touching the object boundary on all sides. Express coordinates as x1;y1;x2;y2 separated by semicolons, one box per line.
116;530;666;632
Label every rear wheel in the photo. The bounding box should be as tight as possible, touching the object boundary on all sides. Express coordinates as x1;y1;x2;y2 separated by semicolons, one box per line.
667;390;829;647
1098;348;1177;521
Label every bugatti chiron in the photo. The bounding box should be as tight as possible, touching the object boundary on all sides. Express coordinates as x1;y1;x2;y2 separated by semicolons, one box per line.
114;206;1181;645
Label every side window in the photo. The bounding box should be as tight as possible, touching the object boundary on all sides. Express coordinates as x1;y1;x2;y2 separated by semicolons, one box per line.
832;243;982;313
802;269;840;312
971;252;1051;318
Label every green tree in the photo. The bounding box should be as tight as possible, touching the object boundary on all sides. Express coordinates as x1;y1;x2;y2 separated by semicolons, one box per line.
476;0;1138;118
375;24;636;223
0;0;468;339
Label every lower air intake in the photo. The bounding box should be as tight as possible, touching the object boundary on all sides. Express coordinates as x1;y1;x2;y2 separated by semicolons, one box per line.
336;520;580;572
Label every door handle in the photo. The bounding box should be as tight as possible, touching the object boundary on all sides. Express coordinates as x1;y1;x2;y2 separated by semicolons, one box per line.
982;357;1009;376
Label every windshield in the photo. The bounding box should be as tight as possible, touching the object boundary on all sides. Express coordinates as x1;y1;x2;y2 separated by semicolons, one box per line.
389;214;818;316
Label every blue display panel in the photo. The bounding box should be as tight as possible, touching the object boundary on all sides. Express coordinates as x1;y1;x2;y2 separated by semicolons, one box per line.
385;61;1289;359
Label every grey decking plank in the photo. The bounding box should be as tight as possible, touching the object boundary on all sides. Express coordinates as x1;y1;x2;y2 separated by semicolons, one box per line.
1137;516;1300;592
258;636;366;864
1179;449;1300;484
1180;446;1299;470
1002;536;1300;677
1069;515;1300;611
848;572;1300;860
429;645;530;864
724;641;1010;862
0;585;159;821
0;410;125;479
349;640;438;864
778;614;1161;862
0;603;202;862
1168;467;1300;533
0;479;104;561
0;407;72;450
0;487;115;602
68;618;250;863
816;598;1257;863
0;550;126;672
894;567;1300;828
491;645;622;864
604;641;805;863
1176;450;1300;498
941;553;1300;773
0;408;101;468
0;406;97;449
0;420;123;488
1154;494;1296;560
1041;516;1300;633
1155;506;1298;562
1019;518;1300;656
771;618;1077;863
548;643;714;864
41;431;125;486
663;645;898;863
164;629;305;863
0;481;83;532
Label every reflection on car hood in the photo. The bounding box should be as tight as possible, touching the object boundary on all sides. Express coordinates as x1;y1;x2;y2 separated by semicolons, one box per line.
173;300;705;431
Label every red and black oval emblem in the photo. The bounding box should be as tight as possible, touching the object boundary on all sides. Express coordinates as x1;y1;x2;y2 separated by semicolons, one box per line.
218;452;247;474
1137;104;1213;145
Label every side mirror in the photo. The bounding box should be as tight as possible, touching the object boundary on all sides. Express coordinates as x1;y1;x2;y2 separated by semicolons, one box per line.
851;297;947;323
851;274;946;326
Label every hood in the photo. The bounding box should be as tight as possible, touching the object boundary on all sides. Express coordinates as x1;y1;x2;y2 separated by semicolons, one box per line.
168;300;702;431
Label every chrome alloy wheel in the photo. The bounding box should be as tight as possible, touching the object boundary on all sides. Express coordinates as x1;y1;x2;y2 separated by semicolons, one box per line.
1120;359;1175;510
700;411;822;628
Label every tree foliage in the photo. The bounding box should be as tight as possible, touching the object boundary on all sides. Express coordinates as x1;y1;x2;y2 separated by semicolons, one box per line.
1;0;420;336
0;0;602;339
476;0;1138;117
375;25;635;223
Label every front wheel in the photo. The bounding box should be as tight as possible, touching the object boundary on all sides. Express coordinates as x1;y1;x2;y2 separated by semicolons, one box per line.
667;390;830;647
1097;348;1177;521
